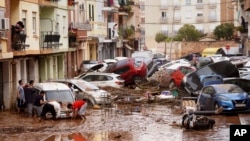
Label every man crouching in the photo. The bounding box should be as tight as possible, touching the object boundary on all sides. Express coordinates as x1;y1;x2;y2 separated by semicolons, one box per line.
40;101;62;121
67;99;87;120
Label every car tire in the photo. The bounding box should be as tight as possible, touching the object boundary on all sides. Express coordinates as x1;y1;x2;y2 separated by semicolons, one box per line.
169;80;175;89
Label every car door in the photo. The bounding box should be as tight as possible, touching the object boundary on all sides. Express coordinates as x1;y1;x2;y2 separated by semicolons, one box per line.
198;86;213;110
94;75;109;87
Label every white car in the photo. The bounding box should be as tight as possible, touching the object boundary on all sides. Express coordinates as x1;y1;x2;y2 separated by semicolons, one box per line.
33;82;75;118
75;72;125;88
158;59;191;70
50;79;113;106
239;67;250;77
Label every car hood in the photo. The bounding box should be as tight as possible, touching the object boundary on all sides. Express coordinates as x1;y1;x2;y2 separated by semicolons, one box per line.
184;60;239;94
86;63;104;73
217;93;248;100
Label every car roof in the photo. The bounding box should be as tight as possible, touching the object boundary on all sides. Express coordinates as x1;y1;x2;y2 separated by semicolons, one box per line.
34;82;70;91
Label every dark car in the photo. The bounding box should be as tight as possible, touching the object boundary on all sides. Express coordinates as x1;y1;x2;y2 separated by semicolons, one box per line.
183;60;240;96
180;52;202;61
105;58;147;85
223;77;250;94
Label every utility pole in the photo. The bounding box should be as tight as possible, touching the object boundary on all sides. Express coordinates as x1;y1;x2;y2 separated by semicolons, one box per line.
170;6;176;60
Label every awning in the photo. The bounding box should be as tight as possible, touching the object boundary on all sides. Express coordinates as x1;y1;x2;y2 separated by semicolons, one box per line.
125;44;133;50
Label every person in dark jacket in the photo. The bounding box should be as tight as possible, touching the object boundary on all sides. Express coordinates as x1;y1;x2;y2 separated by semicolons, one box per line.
24;80;36;117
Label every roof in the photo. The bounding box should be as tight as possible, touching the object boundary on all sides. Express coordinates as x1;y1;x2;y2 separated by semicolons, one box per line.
34;82;70;91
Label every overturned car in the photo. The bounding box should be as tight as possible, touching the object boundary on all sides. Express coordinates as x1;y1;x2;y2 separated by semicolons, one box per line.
183;60;239;96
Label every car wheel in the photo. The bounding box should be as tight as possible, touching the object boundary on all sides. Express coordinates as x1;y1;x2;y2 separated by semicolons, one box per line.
169;80;175;89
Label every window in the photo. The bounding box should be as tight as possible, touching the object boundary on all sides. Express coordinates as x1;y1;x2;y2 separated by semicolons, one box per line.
161;25;168;36
186;0;191;5
209;0;216;4
63;16;66;35
56;15;60;33
22;10;27;33
89;4;94;21
197;0;203;4
197;13;203;17
209;10;216;20
186;11;191;19
161;0;167;8
174;1;180;7
32;12;37;35
161;12;167;18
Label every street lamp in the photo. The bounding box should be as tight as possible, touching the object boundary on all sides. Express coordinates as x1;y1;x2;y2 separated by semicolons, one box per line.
170;6;176;60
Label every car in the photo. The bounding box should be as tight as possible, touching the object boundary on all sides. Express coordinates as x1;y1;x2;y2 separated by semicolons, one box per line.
158;59;191;71
80;60;99;72
33;82;75;118
168;66;196;89
183;60;240;96
49;79;113;107
197;84;250;111
180;52;202;61
133;56;158;77
75;63;125;88
223;77;250;94
238;67;250;77
75;72;125;88
105;58;147;85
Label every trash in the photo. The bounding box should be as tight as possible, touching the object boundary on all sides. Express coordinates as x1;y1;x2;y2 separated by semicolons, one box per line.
181;114;215;130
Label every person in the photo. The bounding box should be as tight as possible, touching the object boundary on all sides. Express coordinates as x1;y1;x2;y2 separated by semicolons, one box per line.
11;21;25;40
112;24;117;37
16;80;26;114
24;80;36;117
192;54;198;68
67;99;87;120
68;83;74;92
40;101;62;120
33;90;46;117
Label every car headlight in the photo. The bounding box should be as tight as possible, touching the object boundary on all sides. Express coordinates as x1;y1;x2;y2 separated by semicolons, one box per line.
217;96;230;101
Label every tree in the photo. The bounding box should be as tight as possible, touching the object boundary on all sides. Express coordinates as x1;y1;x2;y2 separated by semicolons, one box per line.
155;32;171;57
175;24;202;41
213;23;234;40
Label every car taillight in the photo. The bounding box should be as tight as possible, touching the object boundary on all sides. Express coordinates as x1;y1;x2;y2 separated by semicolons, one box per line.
115;81;124;85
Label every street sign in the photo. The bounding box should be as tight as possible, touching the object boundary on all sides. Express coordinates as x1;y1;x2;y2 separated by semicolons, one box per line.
226;45;230;50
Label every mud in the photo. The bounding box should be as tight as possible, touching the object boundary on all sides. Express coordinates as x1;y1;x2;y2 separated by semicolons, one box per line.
0;87;244;141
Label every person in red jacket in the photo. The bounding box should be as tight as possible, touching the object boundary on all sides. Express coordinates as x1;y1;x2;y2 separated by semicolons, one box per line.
67;99;87;120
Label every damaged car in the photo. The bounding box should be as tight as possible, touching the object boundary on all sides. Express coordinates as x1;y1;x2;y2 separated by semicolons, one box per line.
183;60;239;96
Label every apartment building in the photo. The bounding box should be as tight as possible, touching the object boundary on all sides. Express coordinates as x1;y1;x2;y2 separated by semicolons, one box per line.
144;0;236;56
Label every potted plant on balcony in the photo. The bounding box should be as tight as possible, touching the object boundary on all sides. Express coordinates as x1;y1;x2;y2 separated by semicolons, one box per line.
68;28;77;47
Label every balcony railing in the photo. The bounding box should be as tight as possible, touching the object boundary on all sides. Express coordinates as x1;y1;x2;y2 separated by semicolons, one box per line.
196;4;204;9
72;22;91;31
160;5;168;10
174;17;181;23
40;32;62;49
11;31;29;51
209;3;217;9
209;16;217;22
160;17;168;23
196;16;204;22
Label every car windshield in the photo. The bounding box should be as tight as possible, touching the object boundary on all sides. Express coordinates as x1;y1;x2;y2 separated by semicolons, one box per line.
216;85;244;94
45;90;74;103
75;81;99;91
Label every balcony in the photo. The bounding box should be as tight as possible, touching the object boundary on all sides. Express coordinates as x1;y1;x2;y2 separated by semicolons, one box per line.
174;4;181;10
173;16;181;23
196;4;204;9
72;22;91;31
11;33;30;51
41;32;62;49
160;5;168;10
209;3;217;9
196;16;204;22
209;16;217;22
38;0;60;7
160;17;168;23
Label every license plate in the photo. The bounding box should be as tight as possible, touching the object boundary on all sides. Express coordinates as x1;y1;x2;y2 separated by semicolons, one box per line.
235;104;246;107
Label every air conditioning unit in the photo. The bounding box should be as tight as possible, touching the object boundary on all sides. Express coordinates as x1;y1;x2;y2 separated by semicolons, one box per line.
79;4;84;11
0;18;9;30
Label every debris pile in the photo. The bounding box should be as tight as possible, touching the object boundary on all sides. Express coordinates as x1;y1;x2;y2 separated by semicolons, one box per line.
148;70;171;88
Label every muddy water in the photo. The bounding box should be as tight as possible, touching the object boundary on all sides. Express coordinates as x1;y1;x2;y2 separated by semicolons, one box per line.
0;104;240;141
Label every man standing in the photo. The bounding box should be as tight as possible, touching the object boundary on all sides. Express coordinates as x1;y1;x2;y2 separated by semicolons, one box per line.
67;99;87;120
24;80;36;117
16;80;25;114
33;91;45;117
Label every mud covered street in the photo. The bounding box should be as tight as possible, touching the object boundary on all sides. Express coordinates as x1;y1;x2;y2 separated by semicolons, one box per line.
0;87;247;141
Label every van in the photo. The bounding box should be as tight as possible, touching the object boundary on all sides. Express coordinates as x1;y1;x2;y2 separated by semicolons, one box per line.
34;82;75;118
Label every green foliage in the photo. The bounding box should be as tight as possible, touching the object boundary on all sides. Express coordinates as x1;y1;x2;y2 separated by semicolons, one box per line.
213;23;234;40
175;24;202;41
118;26;134;39
155;32;167;43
